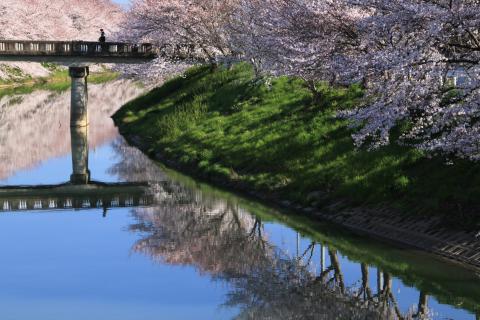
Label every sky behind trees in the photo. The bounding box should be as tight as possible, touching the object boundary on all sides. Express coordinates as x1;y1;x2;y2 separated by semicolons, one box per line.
112;0;129;6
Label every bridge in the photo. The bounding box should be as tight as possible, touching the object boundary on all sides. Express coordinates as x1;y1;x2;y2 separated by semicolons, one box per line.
0;39;158;167
0;182;154;212
0;40;156;64
0;40;162;213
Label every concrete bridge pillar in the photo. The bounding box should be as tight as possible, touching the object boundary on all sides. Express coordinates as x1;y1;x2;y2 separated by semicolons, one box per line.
69;66;90;184
69;66;89;127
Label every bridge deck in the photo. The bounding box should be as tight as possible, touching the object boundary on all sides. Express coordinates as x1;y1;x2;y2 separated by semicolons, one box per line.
0;40;157;64
0;181;156;211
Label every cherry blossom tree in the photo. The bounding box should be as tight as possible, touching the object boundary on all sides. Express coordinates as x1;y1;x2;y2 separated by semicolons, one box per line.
0;0;125;80
0;0;124;41
122;0;237;62
117;0;240;83
342;0;480;160
228;0;362;100
120;0;480;160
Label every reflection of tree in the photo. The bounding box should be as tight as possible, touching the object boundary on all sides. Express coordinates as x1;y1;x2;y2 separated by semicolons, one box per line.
110;135;435;319
130;199;271;275
329;249;345;293
108;139;167;182
222;243;433;320
111;139;271;273
376;272;403;319
110;136;268;272
0;80;143;181
224;247;390;320
128;198;431;318
358;263;372;300
415;292;429;320
129;192;396;318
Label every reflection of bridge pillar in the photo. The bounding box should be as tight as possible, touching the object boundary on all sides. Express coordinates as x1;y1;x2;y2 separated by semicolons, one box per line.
70;125;90;184
69;66;90;184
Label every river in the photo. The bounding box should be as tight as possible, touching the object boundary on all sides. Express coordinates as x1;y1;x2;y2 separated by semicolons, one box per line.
0;80;478;320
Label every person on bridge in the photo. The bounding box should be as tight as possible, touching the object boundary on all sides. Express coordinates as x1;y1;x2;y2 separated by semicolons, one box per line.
99;29;106;43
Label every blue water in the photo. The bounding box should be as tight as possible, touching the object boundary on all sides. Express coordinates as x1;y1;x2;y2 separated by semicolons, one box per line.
0;210;235;320
0;86;478;319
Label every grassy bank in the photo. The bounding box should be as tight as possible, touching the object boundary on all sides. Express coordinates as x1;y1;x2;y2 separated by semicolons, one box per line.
113;63;480;227
0;64;119;98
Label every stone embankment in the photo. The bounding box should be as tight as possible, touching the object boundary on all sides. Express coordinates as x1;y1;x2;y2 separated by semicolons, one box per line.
310;203;480;270
262;196;480;271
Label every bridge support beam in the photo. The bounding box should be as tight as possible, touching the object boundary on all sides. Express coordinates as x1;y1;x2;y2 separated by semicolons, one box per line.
69;66;90;184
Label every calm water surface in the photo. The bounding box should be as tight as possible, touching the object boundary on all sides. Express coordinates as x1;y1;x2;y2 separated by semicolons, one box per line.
0;81;478;320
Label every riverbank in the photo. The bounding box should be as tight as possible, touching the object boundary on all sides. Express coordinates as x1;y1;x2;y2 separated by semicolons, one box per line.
113;63;480;270
0;64;119;98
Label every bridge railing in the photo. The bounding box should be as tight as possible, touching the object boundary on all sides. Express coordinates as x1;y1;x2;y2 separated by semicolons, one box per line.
0;195;154;211
0;40;155;58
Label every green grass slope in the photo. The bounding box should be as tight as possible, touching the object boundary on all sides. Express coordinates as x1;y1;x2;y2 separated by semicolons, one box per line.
113;63;480;227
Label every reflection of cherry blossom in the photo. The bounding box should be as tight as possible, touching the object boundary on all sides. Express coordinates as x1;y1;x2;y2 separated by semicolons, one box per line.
131;202;270;276
108;138;439;319
0;80;144;181
128;195;427;319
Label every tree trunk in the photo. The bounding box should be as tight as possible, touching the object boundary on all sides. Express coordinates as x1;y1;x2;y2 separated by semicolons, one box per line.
329;249;345;293
305;79;323;107
361;263;372;300
417;291;429;318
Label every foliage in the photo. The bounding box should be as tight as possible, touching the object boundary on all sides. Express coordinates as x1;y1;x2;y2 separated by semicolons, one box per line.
114;63;480;226
0;0;123;41
341;0;480;160
119;0;236;61
122;0;480;160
